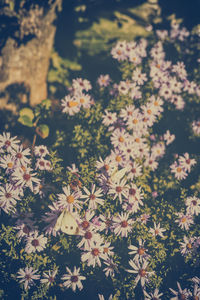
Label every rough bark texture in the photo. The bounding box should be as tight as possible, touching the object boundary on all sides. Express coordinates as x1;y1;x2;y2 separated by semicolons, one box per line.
0;0;62;110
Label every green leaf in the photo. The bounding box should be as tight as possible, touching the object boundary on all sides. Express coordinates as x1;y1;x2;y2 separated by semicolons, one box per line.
18;115;34;127
36;124;49;139
19;108;34;121
41;99;52;109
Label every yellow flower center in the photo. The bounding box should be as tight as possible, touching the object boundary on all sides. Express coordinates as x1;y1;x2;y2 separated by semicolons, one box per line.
7;162;13;168
67;101;78;108
132;119;138;124
147;109;152;115
181;217;187;223
186;243;192;249
118;136;124;143
115;155;121;162
177;167;182;173
21;165;26;172
67;195;74;203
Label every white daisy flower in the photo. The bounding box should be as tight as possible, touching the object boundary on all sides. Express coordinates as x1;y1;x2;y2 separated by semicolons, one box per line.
40;269;58;286
113;212;134;238
178;153;196;173
72;77;92;92
81;240;107;268
12;167;40;193
128;239;150;263
179;236;195;256
25;231;47;253
149;222;166;238
0;132;20;152
17;266;40;290
185;196;200;216
57;185;82;212
170;162;187;180
0;184;20;213
61;95;80;116
81;184;104;210
143;288;163;299
169;282;190;300
0;154;16;171
34;145;49;157
11;145;31;166
61;266;86;292
175;213;194;230
103;258;118;278
108;178;128;204
126;259;154;288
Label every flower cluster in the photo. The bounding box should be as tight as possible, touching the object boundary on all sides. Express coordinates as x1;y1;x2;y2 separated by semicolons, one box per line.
1;19;200;300
0;133;38;213
34;145;52;171
0;133;53;214
169;281;200;299
170;153;196;180
61;77;93;115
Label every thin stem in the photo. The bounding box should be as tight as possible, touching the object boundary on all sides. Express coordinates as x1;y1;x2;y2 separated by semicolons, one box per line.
32;133;37;155
31;116;40;155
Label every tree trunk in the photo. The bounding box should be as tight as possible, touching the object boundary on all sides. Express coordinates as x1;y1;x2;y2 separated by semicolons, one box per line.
0;0;62;110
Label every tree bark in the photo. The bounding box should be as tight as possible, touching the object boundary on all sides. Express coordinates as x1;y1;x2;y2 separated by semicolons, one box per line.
0;0;62;109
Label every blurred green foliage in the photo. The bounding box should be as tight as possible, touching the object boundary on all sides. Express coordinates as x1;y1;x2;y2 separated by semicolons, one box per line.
74;11;151;55
48;50;82;93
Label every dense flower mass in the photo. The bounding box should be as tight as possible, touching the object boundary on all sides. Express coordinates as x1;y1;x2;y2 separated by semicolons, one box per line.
0;18;200;300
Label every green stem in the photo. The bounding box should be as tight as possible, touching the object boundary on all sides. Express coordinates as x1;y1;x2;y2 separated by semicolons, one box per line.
32;133;37;155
